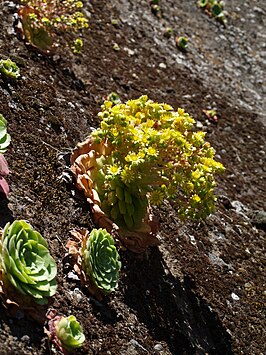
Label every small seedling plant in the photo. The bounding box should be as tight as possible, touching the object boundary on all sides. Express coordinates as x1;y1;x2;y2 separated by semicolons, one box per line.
198;0;227;24
46;309;85;353
176;36;189;50
71;96;224;251
0;59;20;79
17;0;89;54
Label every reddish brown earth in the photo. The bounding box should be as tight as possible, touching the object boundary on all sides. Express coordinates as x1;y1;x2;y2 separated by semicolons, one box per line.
0;0;265;354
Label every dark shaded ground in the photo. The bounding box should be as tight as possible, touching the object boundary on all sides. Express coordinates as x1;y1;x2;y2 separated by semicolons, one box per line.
0;0;265;354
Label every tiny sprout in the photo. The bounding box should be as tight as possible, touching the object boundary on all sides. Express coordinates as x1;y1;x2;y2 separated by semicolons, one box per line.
56;315;85;351
0;59;20;79
203;109;218;123
211;3;222;17
199;0;208;7
150;0;161;16
71;38;83;54
111;19;118;26
106;92;121;105
113;43;120;51
164;27;174;38
176;36;189;50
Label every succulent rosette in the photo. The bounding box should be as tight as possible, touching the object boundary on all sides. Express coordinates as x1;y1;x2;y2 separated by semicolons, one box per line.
55;315;85;351
0;220;57;305
81;228;121;293
0;59;20;79
0;114;11;154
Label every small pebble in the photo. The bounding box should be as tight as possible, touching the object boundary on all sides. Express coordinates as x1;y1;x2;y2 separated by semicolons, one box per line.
159;62;167;69
154;343;164;352
67;271;79;281
21;335;30;344
231;292;240;301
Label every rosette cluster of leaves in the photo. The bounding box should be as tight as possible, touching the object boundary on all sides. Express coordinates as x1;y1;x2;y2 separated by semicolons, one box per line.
88;95;224;227
0;220;57;305
81;228;121;293
17;0;89;54
199;0;227;24
176;36;189;51
55;315;85;351
0;59;20;80
0;114;11;154
0;114;11;196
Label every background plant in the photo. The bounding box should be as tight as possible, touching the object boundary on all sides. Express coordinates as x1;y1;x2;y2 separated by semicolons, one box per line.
198;0;227;24
81;228;121;294
0;59;20;79
0;220;57;305
17;0;89;54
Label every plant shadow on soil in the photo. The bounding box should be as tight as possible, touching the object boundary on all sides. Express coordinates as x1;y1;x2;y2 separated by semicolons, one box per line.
122;247;232;355
0;194;13;228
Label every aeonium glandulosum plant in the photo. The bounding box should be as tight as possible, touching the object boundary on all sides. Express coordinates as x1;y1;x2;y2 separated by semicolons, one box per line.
0;114;11;154
46;309;85;353
0;114;11;196
17;0;89;54
0;220;57;306
71;95;225;252
66;228;121;299
81;228;121;294
0;59;20;80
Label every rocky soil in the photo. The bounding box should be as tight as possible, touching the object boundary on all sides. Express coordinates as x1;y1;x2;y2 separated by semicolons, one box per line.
0;0;265;354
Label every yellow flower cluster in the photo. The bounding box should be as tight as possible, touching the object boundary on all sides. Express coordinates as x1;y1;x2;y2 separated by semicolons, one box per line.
92;95;224;224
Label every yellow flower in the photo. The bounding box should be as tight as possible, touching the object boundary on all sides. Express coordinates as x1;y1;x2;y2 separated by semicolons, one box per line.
192;194;201;203
146;119;155;128
125;152;138;163
192;170;201;180
107;165;121;175
121;167;135;184
146;147;158;157
149;190;164;206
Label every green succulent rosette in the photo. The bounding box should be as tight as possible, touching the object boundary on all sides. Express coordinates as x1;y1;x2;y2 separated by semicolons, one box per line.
56;315;85;351
81;228;121;293
0;114;11;154
0;59;20;79
0;220;57;305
